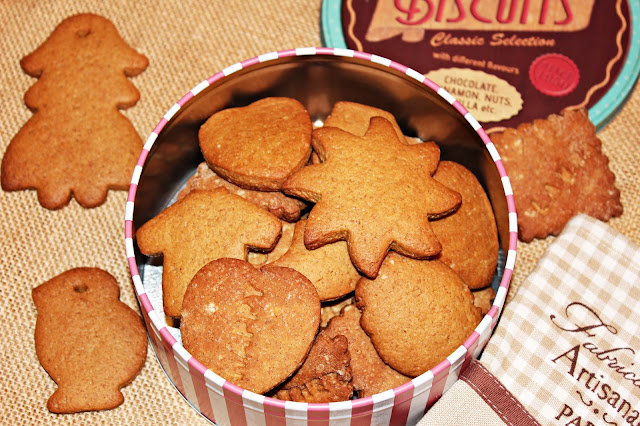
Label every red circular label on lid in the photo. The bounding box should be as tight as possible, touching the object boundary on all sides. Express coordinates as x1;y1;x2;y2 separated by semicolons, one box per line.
529;53;580;97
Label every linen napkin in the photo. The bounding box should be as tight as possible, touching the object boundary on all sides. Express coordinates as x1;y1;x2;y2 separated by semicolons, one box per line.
421;214;640;425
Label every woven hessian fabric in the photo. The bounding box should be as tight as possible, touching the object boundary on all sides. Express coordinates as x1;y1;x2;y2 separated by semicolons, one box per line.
0;1;638;424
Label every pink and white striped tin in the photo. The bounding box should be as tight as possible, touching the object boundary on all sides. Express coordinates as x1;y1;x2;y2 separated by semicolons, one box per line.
124;47;518;425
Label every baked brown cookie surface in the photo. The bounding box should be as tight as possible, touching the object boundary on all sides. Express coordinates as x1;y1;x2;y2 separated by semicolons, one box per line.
356;254;481;377
180;258;321;394
473;286;496;316
136;188;282;317
323;304;410;397
273;333;353;403
1;13;148;209
311;101;420;164
320;295;355;327
271;219;360;301
282;117;461;278
431;161;499;289
32;268;147;413
199;97;312;191
490;107;623;242
324;101;406;141
248;220;296;267
178;162;307;222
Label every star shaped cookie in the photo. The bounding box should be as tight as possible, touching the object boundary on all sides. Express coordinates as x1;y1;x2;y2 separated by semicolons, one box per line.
282;117;461;278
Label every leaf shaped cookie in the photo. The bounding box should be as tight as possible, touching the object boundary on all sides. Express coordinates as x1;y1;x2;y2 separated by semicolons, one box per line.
282;117;461;278
181;258;320;394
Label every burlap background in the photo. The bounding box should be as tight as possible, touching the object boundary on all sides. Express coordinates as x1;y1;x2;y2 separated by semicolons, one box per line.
0;1;637;425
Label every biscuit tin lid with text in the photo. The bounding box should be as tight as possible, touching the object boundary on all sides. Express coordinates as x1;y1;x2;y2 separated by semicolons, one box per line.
321;0;640;131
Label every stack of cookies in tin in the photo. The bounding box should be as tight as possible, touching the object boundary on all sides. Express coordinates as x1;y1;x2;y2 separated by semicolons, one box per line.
135;97;500;402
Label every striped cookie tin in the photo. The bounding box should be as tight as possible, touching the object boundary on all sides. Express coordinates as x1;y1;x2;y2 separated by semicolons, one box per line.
124;48;518;425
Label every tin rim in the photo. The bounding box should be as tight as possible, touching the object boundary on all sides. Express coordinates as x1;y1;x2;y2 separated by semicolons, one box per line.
124;47;518;419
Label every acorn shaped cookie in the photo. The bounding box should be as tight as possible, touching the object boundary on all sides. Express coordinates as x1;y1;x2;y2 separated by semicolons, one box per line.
32;268;147;413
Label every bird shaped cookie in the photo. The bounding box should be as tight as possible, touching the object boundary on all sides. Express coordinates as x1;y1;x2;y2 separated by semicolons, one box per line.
32;268;147;413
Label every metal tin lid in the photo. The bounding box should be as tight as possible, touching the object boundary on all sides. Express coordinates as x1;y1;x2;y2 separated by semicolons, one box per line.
321;0;640;130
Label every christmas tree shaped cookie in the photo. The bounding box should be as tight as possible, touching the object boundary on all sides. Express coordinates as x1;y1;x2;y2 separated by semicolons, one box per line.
1;14;148;209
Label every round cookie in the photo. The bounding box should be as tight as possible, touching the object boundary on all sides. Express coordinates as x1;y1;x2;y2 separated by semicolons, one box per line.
431;161;499;289
180;258;321;394
271;219;360;301
199;97;312;191
356;253;481;377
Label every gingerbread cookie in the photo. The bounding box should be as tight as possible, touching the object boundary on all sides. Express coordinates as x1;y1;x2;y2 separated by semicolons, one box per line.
1;13;148;209
273;333;353;403
136;188;282;317
282;116;461;278
356;254;481;377
323;304;410;397
490;108;623;242
312;103;422;164
431;161;499;289
248;220;295;267
473;286;496;316
178;162;307;222
324;101;406;141
180;258;320;394
199;97;312;191
271;219;360;301
321;295;355;327
32;268;147;413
